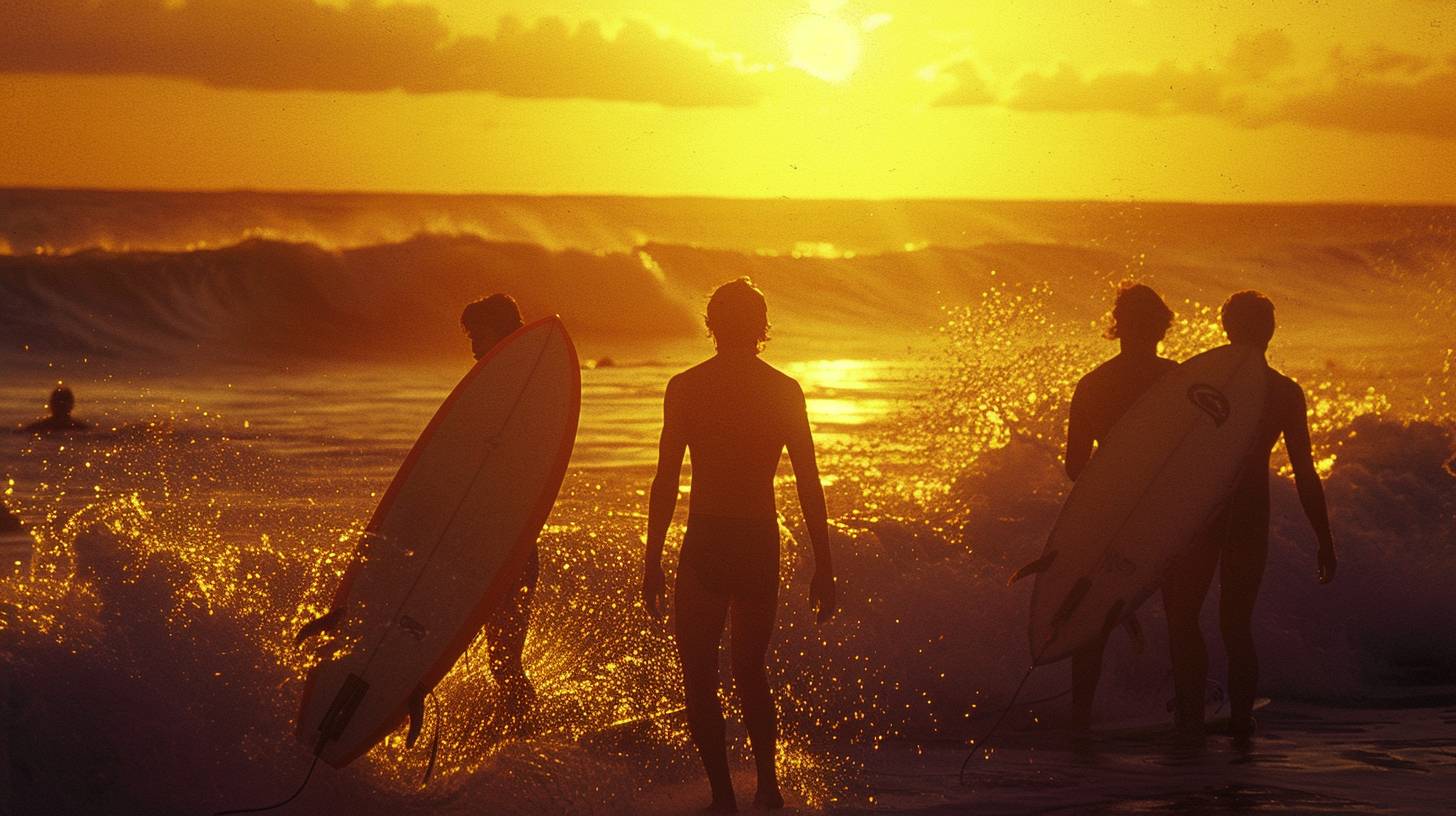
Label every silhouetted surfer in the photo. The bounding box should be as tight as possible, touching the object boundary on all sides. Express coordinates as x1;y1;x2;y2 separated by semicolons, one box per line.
1064;283;1177;731
459;293;540;731
293;293;546;747
643;278;836;812
1164;291;1337;744
23;386;90;434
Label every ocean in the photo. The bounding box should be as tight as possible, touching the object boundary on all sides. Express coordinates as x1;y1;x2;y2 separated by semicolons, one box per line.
0;189;1453;814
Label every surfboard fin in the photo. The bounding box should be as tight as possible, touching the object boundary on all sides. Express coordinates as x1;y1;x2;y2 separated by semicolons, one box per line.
295;607;346;645
406;687;427;749
1051;576;1093;628
1122;613;1145;654
1007;551;1057;586
1099;599;1127;638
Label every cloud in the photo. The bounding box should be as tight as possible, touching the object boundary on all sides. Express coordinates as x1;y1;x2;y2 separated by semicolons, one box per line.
1273;55;1456;139
1007;62;1239;117
932;60;996;106
931;29;1456;139
1226;28;1294;80
0;0;764;106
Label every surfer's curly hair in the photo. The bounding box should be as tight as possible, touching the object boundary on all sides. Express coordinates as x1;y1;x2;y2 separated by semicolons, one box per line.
461;293;524;339
1221;290;1276;347
705;277;771;352
1105;282;1174;344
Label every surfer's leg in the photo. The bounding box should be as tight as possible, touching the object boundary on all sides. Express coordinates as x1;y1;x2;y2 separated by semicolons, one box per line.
1219;497;1269;739
1070;633;1107;731
675;564;735;810
730;589;780;808
1160;530;1220;731
486;547;540;726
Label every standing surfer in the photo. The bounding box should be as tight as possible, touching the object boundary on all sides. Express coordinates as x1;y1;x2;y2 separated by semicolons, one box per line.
1163;291;1337;744
642;277;836;812
458;293;541;731
1063;283;1178;731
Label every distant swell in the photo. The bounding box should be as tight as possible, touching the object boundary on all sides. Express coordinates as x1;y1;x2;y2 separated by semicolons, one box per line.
7;232;1456;369
0;235;702;365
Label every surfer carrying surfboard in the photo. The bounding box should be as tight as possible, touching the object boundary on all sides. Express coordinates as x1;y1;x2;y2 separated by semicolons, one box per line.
1063;283;1178;731
458;293;541;730
1163;291;1337;744
642;277;836;813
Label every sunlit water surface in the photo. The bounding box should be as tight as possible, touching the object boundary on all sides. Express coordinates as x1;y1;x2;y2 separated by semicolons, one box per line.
1;294;1452;814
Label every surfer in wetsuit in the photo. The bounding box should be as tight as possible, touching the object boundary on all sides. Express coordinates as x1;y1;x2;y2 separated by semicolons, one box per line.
459;293;540;730
1163;291;1337;744
23;386;90;434
643;277;836;813
1063;283;1178;732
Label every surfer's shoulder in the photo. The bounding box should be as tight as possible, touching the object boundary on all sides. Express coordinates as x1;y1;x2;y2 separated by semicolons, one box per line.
671;358;717;384
1266;367;1301;395
1266;368;1306;413
1075;357;1120;392
663;369;695;402
756;360;804;397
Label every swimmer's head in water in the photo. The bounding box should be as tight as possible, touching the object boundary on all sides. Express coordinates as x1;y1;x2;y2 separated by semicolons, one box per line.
461;293;525;359
49;386;75;419
1221;290;1276;348
706;277;770;353
1105;282;1174;346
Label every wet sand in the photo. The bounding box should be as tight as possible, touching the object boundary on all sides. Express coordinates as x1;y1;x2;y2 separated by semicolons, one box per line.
846;695;1456;815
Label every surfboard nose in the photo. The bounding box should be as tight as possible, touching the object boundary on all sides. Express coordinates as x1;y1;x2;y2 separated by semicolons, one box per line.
537;315;580;370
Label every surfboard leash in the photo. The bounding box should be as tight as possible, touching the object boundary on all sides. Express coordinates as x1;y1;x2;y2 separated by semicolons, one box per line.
957;620;1066;787
212;753;320;815
421;690;444;787
957;659;1041;786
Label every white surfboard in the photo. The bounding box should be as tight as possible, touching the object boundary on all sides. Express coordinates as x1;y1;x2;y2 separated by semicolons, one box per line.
297;316;580;767
1026;344;1267;665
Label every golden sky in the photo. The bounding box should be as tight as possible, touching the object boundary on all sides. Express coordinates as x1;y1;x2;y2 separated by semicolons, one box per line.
2;0;1454;200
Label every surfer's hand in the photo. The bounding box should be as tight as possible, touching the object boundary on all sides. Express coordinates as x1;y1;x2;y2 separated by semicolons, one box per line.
810;566;836;623
1317;542;1337;584
642;560;667;619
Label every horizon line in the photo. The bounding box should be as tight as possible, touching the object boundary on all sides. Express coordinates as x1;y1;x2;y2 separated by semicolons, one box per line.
3;184;1454;208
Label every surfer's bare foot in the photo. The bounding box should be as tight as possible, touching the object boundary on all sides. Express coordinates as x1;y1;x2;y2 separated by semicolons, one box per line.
1230;715;1256;751
753;785;785;810
1172;719;1206;747
1068;729;1096;754
703;794;738;813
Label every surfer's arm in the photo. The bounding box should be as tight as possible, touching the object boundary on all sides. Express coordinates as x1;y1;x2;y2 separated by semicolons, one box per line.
786;382;835;622
1284;384;1336;583
1065;381;1094;481
644;379;687;617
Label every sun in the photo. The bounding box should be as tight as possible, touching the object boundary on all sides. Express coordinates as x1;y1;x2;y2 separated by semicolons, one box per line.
787;7;863;83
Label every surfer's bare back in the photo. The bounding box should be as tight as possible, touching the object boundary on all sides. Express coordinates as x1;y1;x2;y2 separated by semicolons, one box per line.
642;277;835;813
1165;291;1337;744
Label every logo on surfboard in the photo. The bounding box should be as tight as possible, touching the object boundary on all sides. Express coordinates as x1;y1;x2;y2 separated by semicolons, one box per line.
1187;384;1231;426
398;615;428;641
